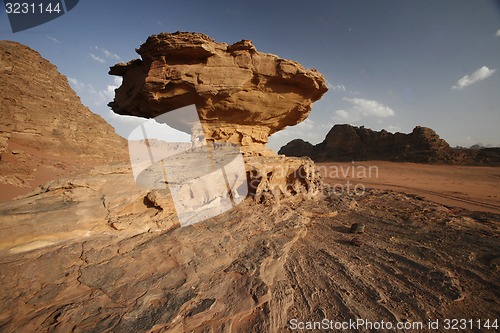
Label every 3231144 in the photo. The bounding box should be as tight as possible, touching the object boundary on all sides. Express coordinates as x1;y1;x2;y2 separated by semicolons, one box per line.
443;319;498;330
5;2;61;14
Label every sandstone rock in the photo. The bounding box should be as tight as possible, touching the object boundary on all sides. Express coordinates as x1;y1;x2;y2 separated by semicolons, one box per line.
281;124;500;165
245;155;322;203
109;32;328;156
280;124;459;163
350;222;366;234
318;125;453;162
0;164;178;254
1;182;498;331
0;132;10;160
0;41;128;201
130;142;321;209
277;138;315;157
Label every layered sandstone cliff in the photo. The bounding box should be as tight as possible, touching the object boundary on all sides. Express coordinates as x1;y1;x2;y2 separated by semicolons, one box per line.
279;124;500;164
0;41;128;201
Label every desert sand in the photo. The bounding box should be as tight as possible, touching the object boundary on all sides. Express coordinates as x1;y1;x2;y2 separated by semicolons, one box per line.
318;161;500;214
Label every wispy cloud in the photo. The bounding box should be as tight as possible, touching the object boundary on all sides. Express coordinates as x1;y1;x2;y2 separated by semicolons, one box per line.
99;77;122;102
89;47;121;63
452;66;496;90
89;53;106;63
386;125;402;133
332;83;346;92
68;77;86;90
67;77;122;106
326;80;346;92
333;97;395;122
103;48;121;60
47;35;60;44
272;119;316;139
496;29;500;37
325;81;360;95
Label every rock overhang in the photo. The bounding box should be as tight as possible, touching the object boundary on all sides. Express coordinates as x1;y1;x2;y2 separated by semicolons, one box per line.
109;31;328;155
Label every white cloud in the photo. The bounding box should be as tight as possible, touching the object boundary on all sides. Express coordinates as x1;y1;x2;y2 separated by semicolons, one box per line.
334;109;351;121
326;80;347;92
89;53;106;63
47;35;60;43
298;118;315;129
100;77;122;101
386;125;402;133
68;77;86;91
107;110;146;124
452;66;496;90
273;119;316;138
89;47;121;63
103;49;121;60
68;77;122;106
496;29;500;37
333;84;346;91
333;97;395;122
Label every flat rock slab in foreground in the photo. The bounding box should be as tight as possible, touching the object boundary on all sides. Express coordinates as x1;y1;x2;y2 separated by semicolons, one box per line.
0;165;498;332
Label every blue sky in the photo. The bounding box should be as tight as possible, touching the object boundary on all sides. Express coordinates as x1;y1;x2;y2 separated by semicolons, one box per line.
1;0;499;150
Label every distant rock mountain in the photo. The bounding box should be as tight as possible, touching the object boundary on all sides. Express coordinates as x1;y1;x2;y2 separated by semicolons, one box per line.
0;41;128;201
279;124;500;165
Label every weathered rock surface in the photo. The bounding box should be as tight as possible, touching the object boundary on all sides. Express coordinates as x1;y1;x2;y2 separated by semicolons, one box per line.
245;155;322;203
109;32;328;156
277;138;315;159
279;124;500;164
0;169;498;332
0;41;128;201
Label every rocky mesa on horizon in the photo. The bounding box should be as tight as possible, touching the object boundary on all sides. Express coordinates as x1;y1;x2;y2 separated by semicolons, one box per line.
279;124;500;165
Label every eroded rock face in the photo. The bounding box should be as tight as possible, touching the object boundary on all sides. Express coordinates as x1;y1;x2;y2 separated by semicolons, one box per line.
109;32;328;155
1;173;498;332
277;138;315;158
280;124;461;163
0;41;128;201
245;155;322;203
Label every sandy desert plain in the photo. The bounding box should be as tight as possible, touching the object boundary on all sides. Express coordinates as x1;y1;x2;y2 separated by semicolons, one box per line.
317;161;500;214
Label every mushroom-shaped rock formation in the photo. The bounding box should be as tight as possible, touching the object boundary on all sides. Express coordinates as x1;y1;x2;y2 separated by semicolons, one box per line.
109;31;328;156
110;32;327;200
